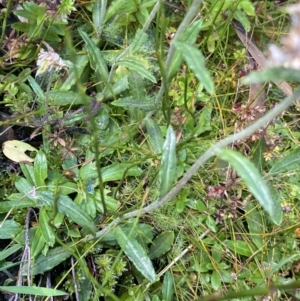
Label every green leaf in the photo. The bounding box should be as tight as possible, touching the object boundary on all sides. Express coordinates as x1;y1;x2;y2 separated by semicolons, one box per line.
31;227;46;257
92;0;103;30
23;246;71;276
239;1;255;16
79;30;108;83
168;19;203;79
234;9;251;32
162;271;174;301
242;67;300;84
263;254;300;281
223;240;252;257
114;226;156;282
159;126;177;197
217;149;281;225
0;245;22;261
174;42;214;95
268;149;300;175
0;220;22;239
102;163;143;182
57;195;97;235
102;76;129;100
0;197;35;213
149;231;174;259
118;58;156;83
48;91;91;105
130;29;148;54
194;105;212;136
39;208;55;247
145;118;164;154
112;97;156;111
105;0;137;22
211;270;221;290
0;286;67;296
205;216;217;233
60;55;89;91
34;150;47;187
28;75;45;101
20;164;35;185
15;177;34;196
245;203;264;249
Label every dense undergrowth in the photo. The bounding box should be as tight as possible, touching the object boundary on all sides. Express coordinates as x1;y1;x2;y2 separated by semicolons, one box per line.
1;0;300;300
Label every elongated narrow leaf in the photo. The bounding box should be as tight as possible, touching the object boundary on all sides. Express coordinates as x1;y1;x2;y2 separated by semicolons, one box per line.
211;270;221;290
159;126;177;197
162;271;174;301
104;0;136;22
223;240;252;257
0;220;22;239
23;246;71;276
194;105;212;136
145;118;164;154
79;30;108;81
57;195;97;234
168;19;203;79
34;150;47;187
243;67;300;84
103;76;129;100
60;55;89;91
0;198;35;213
130;29;148;54
31;227;46;257
217;149;281;225
112;97;156;111
0;245;22;261
245;203;264;249
268;149;300;175
174;42;214;95
48;91;90;105
92;0;103;30
39;208;55;247
0;286;67;296
15;177;33;195
28;75;45;101
102;163;142;182
149;231;174;259
118;58;156;83
20;163;35;185
114;226;156;282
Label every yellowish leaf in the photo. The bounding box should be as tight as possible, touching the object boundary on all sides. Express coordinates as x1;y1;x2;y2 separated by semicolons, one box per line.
2;140;37;164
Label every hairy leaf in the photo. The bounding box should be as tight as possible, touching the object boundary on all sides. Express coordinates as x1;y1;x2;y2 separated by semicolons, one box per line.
57;195;97;235
159;126;177;197
149;231;174;259
217;149;281;225
145;118;164;154
23;246;71;276
174;42;214;95
114;226;156;282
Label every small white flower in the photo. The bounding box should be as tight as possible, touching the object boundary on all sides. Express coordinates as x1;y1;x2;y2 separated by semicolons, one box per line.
36;42;68;76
